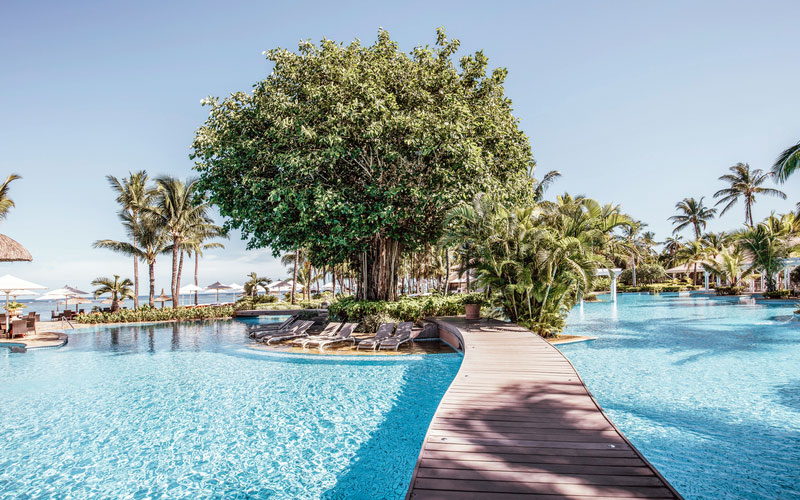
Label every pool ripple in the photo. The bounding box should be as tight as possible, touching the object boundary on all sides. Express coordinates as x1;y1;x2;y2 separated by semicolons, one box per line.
0;320;461;499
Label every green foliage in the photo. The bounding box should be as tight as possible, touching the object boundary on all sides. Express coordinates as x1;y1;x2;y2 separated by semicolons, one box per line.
715;286;743;296
592;277;610;292
735;221;797;292
329;295;467;324
462;292;486;305
619;263;667;285
75;306;234;324
191;28;534;299
234;297;324;311
762;289;792;299
360;311;402;333
444;193;629;336
4;301;25;312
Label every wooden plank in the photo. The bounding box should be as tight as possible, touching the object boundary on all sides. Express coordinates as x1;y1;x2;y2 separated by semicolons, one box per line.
405;318;683;500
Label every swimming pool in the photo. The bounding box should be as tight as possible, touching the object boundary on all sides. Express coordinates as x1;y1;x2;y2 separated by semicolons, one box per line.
0;319;461;499
560;293;800;500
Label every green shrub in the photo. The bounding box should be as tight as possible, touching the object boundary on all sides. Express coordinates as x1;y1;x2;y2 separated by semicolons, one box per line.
762;289;791;299
360;311;401;333
592;277;610;292
715;286;743;296
75;305;234;324
329;295;468;324
619;263;668;286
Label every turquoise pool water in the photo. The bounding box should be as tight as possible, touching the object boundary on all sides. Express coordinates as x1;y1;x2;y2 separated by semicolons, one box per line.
0;319;461;499
561;293;800;500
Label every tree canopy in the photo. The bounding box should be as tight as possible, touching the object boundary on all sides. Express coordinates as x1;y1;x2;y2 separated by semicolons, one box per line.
191;28;534;300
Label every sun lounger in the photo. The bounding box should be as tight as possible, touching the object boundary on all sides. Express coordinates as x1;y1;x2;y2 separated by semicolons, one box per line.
251;318;304;340
248;315;297;337
263;321;314;345
356;323;395;350
378;322;415;350
296;322;342;347
303;323;358;351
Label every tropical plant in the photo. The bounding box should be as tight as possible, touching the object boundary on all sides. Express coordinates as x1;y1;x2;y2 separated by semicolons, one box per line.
668;197;716;239
106;171;154;309
735;221;798;292
0;174;21;221
182;220;227;305
772;140;800;182
244;272;271;297
675;239;709;285
91;275;135;312
532;170;561;202
704;247;751;287
192;28;534;301
146;176;216;308
660;235;684;267
94;213;169;307
713;163;785;226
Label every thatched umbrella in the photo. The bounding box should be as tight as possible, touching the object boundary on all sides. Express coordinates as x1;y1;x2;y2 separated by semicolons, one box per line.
154;288;172;308
0;234;32;262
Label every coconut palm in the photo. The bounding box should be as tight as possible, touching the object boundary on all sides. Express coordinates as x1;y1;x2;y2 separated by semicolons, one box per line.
106;171;154;309
669;197;716;240
734;222;797;292
704;247;751;287
532;170;561;202
772;140;800;182
91;275;135;312
675;239;709;286
94;214;169;307
661;235;684;267
0;174;21;221
713;163;785;226
244;272;271;297
147;177;215;308
177;219;227;305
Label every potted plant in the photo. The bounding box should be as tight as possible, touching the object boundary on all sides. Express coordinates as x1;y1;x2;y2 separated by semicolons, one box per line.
463;293;483;320
5;301;25;316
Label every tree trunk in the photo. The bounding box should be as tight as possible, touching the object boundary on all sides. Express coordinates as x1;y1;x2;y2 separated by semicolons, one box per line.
291;249;298;304
194;251;199;306
631;251;637;286
357;236;400;301
148;259;156;307
171;239;179;308
444;248;451;295
177;251;185;307
332;265;336;297
132;222;139;310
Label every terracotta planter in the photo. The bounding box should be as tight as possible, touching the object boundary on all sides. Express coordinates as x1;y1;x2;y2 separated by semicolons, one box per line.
464;303;481;320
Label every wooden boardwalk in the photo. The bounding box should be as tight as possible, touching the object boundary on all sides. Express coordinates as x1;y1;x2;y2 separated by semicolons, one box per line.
406;318;682;500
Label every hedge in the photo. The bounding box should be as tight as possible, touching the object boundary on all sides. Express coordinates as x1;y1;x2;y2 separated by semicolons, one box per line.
75;305;234;324
761;289;793;299
328;295;472;324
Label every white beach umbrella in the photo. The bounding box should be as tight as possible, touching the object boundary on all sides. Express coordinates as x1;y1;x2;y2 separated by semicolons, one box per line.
206;282;231;304
0;274;46;334
226;282;245;302
179;284;206;306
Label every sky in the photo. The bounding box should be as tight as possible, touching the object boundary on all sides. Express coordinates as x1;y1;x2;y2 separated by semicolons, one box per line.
1;0;799;291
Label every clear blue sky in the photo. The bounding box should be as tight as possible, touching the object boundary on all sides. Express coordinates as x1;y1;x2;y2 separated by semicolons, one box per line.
1;0;799;290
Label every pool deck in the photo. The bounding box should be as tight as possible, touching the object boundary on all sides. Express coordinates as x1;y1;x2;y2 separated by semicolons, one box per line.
406;317;682;499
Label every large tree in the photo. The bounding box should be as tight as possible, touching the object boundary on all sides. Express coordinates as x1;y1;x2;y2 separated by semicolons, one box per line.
192;28;533;301
713;162;785;226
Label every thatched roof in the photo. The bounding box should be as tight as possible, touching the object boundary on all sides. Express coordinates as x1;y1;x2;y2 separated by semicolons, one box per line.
0;234;32;262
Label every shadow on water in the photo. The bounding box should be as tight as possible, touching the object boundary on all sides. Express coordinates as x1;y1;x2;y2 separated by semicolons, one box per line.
320;356;459;500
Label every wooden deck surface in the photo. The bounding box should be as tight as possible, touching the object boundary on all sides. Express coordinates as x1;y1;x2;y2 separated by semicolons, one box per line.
406;318;682;500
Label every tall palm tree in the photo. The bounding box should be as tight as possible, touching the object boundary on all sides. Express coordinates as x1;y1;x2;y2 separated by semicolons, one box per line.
675;239;709;286
669;197;716;240
147;177;214;308
282;249;305;303
180;218;226;305
772;140;800;182
106;171;154;309
0;174;21;221
661;235;684;267
713;163;785;226
94;214;169;307
735;222;797;292
91;275;135;312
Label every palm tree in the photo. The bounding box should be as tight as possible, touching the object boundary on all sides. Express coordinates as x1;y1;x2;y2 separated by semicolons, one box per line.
713;163;785;226
282;249;306;303
147;177;214;308
0;174;21;221
704;247;751;288
675;239;709;285
106;171;154;309
532;170;561;202
661;235;684;267
669;197;716;240
772;140;800;182
181;219;226;305
91;275;135;312
735;222;797;292
94;214;169;307
244;272;271;297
